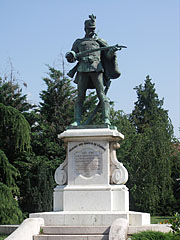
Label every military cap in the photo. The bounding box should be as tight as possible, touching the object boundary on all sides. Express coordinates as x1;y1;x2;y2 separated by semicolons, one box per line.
84;14;96;29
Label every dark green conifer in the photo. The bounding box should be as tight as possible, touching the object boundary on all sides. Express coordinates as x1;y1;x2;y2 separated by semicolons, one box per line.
130;75;174;215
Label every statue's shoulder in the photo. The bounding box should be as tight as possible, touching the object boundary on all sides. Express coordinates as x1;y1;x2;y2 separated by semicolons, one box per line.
72;38;84;51
73;38;83;45
96;38;108;47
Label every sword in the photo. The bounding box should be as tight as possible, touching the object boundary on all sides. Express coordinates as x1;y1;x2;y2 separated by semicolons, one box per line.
66;44;127;63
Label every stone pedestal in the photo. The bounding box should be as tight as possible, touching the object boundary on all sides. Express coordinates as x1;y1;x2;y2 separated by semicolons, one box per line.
30;126;150;226
54;127;129;212
54;185;129;211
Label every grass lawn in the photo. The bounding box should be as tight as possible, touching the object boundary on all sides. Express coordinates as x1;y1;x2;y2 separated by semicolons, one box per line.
151;216;173;224
0;235;8;240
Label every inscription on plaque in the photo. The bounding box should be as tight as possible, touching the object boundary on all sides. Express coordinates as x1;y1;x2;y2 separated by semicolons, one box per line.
74;148;103;178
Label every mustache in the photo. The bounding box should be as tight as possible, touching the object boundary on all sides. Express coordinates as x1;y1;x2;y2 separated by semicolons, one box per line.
89;31;97;37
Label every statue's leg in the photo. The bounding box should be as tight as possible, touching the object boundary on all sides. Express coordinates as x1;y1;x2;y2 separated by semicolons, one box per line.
91;72;111;125
71;73;88;126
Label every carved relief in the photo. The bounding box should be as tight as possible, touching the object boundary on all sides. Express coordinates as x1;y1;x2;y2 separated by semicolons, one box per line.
110;142;128;184
74;147;103;178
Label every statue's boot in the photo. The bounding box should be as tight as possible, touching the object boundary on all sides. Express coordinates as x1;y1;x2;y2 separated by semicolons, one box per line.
71;101;82;126
102;101;111;125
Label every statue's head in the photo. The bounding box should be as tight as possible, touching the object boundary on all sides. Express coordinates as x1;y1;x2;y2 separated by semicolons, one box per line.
84;14;96;37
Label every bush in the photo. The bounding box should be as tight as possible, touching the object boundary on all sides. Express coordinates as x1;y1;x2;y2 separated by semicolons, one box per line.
0;183;23;224
169;212;180;235
131;231;180;240
0;235;8;240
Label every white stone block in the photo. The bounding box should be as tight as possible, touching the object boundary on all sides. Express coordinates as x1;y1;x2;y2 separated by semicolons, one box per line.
54;185;129;212
30;212;129;226
109;218;129;240
53;186;64;211
129;211;151;226
30;211;151;227
58;128;124;141
6;218;44;240
111;185;129;211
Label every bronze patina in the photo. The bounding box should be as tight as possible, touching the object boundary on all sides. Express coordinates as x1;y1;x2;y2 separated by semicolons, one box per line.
66;14;126;126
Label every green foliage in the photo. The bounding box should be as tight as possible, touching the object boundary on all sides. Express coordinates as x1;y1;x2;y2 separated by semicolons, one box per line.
35;66;76;163
131;231;178;240
0;77;32;112
81;90;102;125
169;212;180;235
110;109;137;175
0;103;31;152
1;66;179;221
131;75;172;135
171;142;180;212
0;235;9;240
16;66;77;214
40;66;76;133
128;76;175;215
0;150;18;188
0;182;23;224
0;150;23;224
0;101;31;223
16;154;54;213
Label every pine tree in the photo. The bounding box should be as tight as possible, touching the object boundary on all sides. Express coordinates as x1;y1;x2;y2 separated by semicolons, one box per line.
171;141;180;212
0;77;33;113
0;72;34;221
40;66;76;134
129;75;174;215
110;109;137;179
0;103;31;223
17;66;77;213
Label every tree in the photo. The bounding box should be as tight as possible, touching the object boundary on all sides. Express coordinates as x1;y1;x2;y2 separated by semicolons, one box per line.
110;108;138;181
0;103;31;223
0;77;32;113
17;66;77;214
0;72;35;221
40;66;76;133
171;141;180;212
16;153;54;214
129;75;174;215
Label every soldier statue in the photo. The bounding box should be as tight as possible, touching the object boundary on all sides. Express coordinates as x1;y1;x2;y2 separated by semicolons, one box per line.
66;14;125;126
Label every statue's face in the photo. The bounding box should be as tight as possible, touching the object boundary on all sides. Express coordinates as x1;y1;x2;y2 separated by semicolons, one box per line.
85;27;96;37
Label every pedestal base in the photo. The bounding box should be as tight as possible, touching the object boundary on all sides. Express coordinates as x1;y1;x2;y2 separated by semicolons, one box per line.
35;127;150;228
30;211;150;226
54;185;129;212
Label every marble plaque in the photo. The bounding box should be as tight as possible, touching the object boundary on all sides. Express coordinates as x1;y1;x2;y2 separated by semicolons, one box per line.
74;148;103;178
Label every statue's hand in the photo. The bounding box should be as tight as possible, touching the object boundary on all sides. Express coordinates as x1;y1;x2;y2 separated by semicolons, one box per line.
65;51;76;63
107;46;118;58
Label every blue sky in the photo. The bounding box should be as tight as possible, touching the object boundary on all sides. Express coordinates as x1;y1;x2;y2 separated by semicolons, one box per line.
0;0;179;138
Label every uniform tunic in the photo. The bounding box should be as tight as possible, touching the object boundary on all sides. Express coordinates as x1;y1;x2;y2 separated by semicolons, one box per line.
71;38;104;73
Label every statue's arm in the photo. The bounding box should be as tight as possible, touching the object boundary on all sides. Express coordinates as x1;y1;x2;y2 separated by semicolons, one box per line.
66;39;80;63
97;38;118;59
71;39;80;52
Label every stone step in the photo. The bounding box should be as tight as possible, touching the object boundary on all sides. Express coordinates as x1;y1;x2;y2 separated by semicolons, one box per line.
34;235;109;240
41;226;110;235
33;224;170;240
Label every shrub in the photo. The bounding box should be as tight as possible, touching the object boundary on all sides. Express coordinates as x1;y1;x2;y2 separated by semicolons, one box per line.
131;231;179;240
169;212;180;235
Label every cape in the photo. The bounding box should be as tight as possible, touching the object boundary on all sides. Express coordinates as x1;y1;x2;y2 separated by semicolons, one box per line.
97;38;121;87
72;37;121;89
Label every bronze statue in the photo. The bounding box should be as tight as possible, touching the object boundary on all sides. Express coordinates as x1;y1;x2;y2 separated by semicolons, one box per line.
66;14;126;126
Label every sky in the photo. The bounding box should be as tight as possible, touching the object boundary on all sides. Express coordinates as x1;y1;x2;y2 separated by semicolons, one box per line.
0;0;179;138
